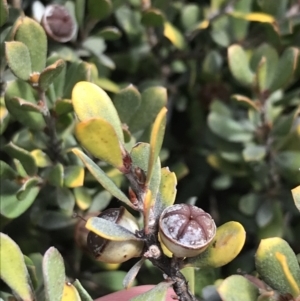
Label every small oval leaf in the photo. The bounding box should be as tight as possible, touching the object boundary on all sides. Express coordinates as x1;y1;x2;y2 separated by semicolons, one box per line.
61;282;81;301
184;221;246;268
72;81;124;142
39;59;65;91
43;247;65;301
228;44;254;87
217;275;258;301
0;233;34;301
5;41;32;81
14;16;47;72
255;237;300;296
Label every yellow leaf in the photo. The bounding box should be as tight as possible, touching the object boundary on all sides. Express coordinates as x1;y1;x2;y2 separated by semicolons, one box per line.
292;185;300;212
163;22;186;50
61;282;81;301
75;118;123;169
229;11;275;23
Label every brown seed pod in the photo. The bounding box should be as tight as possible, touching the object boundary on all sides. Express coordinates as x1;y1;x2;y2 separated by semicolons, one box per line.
159;204;216;258
41;4;76;43
87;207;144;264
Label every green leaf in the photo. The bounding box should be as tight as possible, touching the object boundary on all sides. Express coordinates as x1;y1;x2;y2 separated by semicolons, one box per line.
63;62;92;99
45;163;64;187
75;0;85;27
141;9;165;27
24;255;38;290
228;44;255;87
5;80;46;130
130;282;172;301
95;77;120;93
208;112;254;142
9;97;42;113
113;85;141;125
55;99;73;116
86;217;141;241
250;43;279;92
73;279;93;301
87;0;112;21
14;17;47;72
130;143;161;200
98;26;122;40
231;94;259;111
291;185;300;212
16;177;40;200
269;47;299;92
0;179;40;218
275;151;300;184
242;145;266;162
184;222;246;268
163;21;186;50
39;59;66;91
181;267;195;294
72;148;134;209
0;161;17;180
43;247;65;301
255;237;300;296
5;41;32;81
74;186;92;210
0;0;8;27
217;275;258;301
129;87;167;133
123;258;145;289
4;142;37;176
181;4;201;30
0;233;34;301
75;118;124;169
64;166;84;188
72;81;124;142
147;107;167;184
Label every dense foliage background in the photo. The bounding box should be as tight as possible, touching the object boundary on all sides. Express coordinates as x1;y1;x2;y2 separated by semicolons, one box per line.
1;0;300;300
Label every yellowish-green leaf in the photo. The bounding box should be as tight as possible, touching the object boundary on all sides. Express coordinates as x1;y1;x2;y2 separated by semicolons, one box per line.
242;145;266;162
147;107;167;184
43;247;65;301
61;283;81;301
130;282;172;301
0;233;34;301
16;177;40;200
72;81;123;142
5;41;32;81
184;222;246;268
74;187;92;210
72;148;134;209
291;185;300;212
217;275;258;301
164;22;186;50
30;149;52;168
64;166;84;188
0;104;9;135
255;237;300;296
75;118;123;169
181;267;194;294
157;167;177;212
